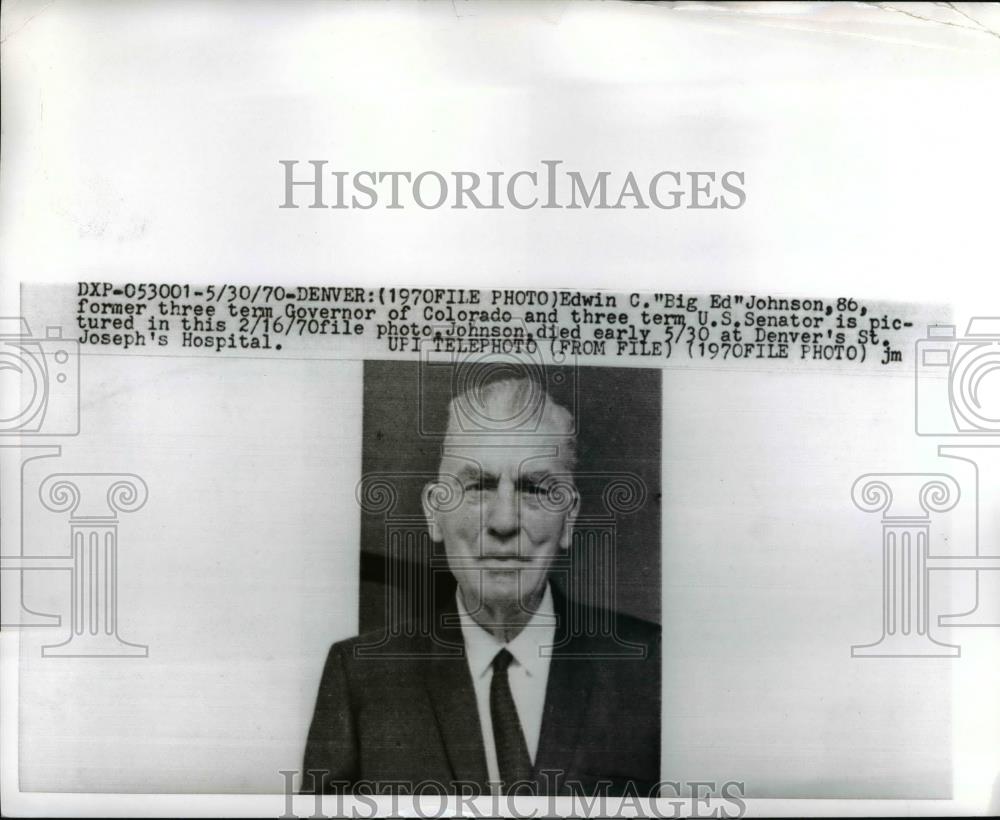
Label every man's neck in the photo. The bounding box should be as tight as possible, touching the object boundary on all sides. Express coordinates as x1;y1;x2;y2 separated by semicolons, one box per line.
460;585;548;643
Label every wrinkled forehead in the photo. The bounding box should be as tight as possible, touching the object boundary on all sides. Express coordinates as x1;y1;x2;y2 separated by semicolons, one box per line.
438;429;574;479
439;381;577;477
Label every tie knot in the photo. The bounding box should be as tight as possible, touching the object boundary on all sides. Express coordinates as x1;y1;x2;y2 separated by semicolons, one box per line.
492;647;515;674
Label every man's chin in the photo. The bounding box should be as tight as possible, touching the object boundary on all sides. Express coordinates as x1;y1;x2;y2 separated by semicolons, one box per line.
465;569;546;610
477;570;517;599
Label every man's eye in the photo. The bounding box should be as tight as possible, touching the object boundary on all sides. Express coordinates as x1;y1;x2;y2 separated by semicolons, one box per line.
463;479;496;493
521;482;549;496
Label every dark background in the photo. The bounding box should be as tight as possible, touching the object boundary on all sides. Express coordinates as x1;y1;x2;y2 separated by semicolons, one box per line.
359;360;661;634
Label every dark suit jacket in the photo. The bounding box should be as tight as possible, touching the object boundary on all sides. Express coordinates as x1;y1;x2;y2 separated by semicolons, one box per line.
303;588;660;795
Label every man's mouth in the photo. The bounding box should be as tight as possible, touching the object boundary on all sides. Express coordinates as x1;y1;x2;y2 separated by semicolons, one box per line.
476;557;532;568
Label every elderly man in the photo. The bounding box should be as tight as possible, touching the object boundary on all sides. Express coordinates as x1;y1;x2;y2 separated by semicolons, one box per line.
303;374;660;795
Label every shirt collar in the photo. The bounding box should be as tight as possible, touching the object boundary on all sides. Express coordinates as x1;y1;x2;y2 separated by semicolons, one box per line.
456;584;557;680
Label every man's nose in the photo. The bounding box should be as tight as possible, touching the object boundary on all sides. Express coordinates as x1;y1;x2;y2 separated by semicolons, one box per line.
485;478;519;540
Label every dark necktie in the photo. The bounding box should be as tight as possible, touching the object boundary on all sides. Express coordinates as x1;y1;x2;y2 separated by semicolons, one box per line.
490;647;532;788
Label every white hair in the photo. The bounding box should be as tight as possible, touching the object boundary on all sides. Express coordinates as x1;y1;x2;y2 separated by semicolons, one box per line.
445;375;577;470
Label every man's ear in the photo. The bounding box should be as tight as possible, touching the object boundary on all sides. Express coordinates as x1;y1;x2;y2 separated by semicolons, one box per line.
421;481;444;542
559;485;581;550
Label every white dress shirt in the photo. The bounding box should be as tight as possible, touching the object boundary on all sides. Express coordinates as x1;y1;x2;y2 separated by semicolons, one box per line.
455;584;557;785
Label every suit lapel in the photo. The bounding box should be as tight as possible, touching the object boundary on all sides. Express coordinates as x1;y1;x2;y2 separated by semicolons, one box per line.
423;602;490;788
533;588;597;782
421;586;598;789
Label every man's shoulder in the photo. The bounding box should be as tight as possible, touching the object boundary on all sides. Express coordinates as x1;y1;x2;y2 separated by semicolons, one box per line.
561;597;660;635
555;597;661;657
324;620;463;668
321;601;660;669
610;608;661;643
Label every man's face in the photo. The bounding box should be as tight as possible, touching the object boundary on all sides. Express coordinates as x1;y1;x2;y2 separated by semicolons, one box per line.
423;425;578;618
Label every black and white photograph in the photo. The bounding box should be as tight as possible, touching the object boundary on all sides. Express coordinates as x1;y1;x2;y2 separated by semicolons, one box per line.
2;1;999;818
302;362;661;794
